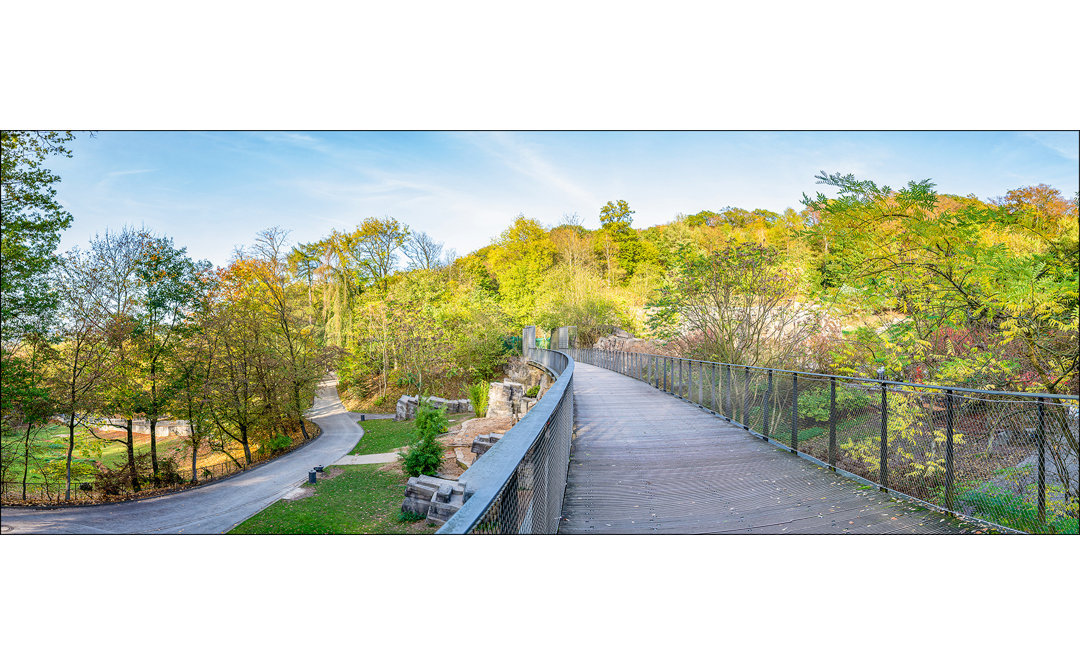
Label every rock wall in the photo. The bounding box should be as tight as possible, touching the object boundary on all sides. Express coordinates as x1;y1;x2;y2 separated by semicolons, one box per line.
486;381;540;422
395;395;473;421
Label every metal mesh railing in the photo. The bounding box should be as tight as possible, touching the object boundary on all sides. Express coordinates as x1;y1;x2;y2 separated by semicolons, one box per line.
570;348;1080;535
436;347;575;534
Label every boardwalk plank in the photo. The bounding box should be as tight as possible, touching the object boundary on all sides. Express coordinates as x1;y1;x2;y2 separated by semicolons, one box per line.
559;362;969;535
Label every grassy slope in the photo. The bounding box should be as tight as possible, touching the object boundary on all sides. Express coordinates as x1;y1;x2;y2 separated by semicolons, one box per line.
231;417;452;534
228;464;436;534
348;412;472;455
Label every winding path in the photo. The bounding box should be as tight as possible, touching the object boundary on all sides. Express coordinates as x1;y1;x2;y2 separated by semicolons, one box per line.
1;377;360;534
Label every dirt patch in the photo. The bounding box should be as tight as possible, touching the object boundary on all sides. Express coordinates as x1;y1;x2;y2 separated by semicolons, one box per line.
438;416;516;447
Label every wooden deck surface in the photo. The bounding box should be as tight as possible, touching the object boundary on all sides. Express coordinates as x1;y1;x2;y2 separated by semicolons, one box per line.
559;363;969;534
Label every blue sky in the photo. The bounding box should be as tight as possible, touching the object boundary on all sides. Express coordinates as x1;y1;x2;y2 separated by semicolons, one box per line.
49;131;1079;267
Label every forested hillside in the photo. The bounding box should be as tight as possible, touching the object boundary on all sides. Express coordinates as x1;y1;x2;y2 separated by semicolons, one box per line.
3;131;1077;502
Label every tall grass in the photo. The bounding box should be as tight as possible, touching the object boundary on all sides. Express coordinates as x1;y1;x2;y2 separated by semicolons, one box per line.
468;381;489;418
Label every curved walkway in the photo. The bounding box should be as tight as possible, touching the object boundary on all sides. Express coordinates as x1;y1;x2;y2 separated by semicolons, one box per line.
560;363;970;534
1;377;361;534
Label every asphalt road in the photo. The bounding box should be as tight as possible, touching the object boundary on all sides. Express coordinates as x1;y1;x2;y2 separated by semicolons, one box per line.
1;376;362;534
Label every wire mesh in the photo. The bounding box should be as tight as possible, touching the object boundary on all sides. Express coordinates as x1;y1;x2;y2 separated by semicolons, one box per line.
572;349;1079;534
439;347;575;534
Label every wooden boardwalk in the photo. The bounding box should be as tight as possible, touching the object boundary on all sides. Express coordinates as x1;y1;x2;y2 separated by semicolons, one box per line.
559;363;969;534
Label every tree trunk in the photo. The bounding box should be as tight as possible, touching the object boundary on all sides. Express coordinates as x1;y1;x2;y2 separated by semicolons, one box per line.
240;425;252;465
294;383;310;440
65;414;76;501
22;427;31;501
126;419;140;492
149;417;159;486
189;422;198;484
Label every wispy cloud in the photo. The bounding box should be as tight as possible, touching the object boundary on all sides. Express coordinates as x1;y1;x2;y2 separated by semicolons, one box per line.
465;132;598;210
1020;131;1079;162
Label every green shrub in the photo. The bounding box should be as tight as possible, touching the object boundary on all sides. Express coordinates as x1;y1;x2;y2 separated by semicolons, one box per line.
798;384;872;423
525;385;539;398
397;510;426;523
468;381;489;418
400;398;449;477
798;426;826;442
267;434;293;453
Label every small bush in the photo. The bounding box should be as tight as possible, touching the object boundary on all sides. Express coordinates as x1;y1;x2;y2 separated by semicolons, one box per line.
155;458;183;485
400;440;443;477
525;385;539;398
798;384;872;423
397;510;426;523
267;434;293;454
468;381;489;418
400;398;449;477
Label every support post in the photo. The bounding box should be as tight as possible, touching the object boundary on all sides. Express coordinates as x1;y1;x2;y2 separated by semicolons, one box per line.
743;366;750;430
828;377;837;470
945;389;955;510
791;373;798;452
711;364;718;412
724;365;732;420
879;382;888;490
1037;397;1046;524
763;369;773;439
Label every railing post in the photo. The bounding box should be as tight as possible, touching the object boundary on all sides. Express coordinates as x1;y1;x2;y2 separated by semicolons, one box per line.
743;366;750;430
879;382;888;490
1037;397;1046;524
711;363;718;412
724;365;732;420
791;373;798;452
763;369;772;439
678;358;684;399
698;361;704;406
945;389;955;510
829;377;837;470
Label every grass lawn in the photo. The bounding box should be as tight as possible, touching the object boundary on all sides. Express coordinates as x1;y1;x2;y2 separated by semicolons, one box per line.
348;412;472;455
349;419;416;455
2;424;187;484
228;464;437;534
230;415;472;534
3;422;273;487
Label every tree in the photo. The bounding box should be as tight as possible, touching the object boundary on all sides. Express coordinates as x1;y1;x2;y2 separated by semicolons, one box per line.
598;199;646;279
599;199;635;229
52;248;115;500
647;242;821;369
802;172;1078;393
3;332;55;500
403;230;446;271
246;228;329;440
84;228;150;491
132;234;210;482
0;131;76;343
1;132;76;434
487;215;556;326
355;216;410;290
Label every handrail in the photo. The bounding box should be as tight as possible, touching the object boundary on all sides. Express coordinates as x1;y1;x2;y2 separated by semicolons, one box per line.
437;347;575;534
572;347;1079;534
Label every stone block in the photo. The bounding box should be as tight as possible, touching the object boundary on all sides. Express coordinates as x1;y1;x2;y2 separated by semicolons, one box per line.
401;475;467;526
470;433;503;458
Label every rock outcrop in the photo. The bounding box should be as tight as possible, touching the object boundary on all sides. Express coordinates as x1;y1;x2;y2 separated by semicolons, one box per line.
394;395;472;421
